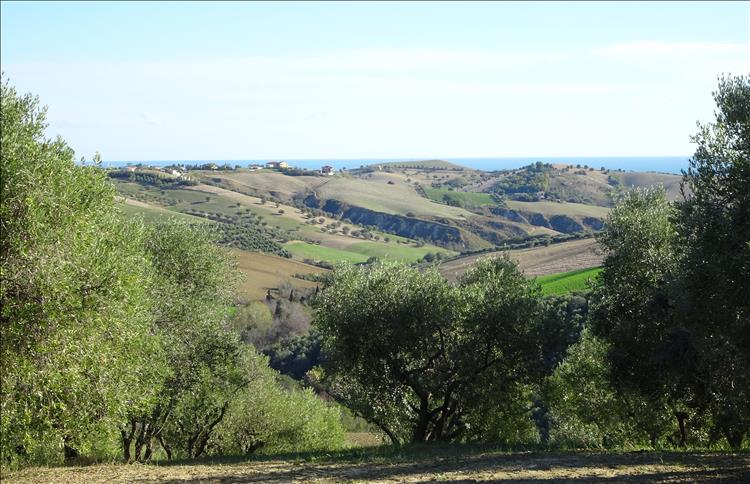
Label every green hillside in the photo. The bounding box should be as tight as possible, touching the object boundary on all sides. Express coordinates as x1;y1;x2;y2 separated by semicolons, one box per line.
118;200;207;224
423;188;496;207
284;241;370;263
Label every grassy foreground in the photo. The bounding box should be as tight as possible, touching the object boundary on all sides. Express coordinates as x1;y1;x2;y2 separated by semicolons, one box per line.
6;445;749;483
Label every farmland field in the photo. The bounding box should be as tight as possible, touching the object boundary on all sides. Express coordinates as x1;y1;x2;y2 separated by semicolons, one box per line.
315;176;475;219
441;237;603;281
422;188;496;207
284;241;371;264
7;448;748;483
346;241;450;261
231;249;324;300
505;200;611;218
203;170;327;199
537;266;602;295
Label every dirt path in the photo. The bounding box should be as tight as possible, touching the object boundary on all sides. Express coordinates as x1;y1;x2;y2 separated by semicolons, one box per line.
7;450;748;483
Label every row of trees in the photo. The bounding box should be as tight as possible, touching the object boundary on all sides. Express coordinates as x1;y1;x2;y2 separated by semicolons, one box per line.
0;77;345;469
311;76;749;449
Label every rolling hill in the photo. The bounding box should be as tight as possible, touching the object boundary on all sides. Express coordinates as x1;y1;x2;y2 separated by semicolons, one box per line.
111;161;678;300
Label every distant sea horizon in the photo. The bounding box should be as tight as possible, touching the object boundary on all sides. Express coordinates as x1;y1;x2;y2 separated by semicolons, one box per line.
104;156;691;175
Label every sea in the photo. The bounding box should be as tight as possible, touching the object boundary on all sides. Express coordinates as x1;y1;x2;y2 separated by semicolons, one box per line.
105;156;691;175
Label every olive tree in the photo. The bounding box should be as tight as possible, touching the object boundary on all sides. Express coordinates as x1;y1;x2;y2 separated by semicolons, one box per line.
315;257;543;444
592;76;750;450
120;220;245;461
674;75;750;448
590;187;690;445
0;77;162;466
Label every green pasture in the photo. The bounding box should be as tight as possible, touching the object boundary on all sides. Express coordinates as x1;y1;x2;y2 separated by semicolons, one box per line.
536;266;602;295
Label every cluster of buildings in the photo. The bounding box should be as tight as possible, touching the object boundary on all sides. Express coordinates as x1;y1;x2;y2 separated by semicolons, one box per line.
248;161;289;170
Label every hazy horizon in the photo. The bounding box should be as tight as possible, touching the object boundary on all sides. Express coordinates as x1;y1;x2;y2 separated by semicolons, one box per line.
102;155;691;175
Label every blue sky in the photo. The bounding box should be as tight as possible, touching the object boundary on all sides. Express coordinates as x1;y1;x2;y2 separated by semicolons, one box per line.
2;1;748;161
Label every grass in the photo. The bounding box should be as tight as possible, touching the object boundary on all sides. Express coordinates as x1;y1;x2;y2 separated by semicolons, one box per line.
422;188;496;207
284;241;370;263
505;200;610;218
8;446;749;483
284;239;454;264
537;266;602;295
346;241;453;262
117;199;207;224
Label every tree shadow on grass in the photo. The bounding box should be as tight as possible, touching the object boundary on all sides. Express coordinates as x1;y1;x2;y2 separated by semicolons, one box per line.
140;446;750;483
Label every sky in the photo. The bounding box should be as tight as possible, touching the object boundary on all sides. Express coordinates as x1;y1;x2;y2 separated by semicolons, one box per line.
1;1;748;162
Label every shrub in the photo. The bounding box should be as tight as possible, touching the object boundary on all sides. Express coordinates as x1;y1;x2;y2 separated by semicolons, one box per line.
214;355;346;455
